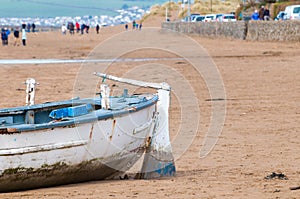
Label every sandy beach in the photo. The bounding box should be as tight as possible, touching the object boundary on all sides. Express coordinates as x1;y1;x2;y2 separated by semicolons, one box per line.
0;17;300;198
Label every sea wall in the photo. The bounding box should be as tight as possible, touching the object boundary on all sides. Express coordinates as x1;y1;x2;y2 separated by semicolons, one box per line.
162;20;300;42
247;21;300;41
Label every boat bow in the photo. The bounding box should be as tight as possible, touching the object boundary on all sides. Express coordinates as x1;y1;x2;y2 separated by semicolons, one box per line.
94;72;176;178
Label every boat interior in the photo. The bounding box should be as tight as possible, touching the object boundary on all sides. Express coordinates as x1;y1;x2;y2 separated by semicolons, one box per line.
0;93;157;134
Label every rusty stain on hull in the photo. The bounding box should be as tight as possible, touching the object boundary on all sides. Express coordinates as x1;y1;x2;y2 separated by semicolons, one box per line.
109;119;116;141
89;124;94;139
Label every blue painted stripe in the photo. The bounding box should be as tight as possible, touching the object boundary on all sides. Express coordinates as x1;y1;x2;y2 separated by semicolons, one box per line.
3;95;158;132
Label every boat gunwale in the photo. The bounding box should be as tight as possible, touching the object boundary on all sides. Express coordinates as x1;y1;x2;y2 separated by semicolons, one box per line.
0;95;158;133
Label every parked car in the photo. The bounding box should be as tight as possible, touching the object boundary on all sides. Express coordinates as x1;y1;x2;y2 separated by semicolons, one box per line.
181;14;201;22
284;5;300;20
190;13;201;21
204;14;216;22
203;14;223;22
274;11;286;21
192;15;205;22
215;14;224;20
217;14;237;22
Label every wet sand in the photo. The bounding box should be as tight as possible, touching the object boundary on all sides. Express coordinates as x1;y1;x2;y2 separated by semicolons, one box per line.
0;18;300;198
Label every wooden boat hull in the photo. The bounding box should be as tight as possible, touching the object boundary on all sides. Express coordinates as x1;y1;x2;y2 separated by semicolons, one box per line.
0;73;176;192
0;99;156;192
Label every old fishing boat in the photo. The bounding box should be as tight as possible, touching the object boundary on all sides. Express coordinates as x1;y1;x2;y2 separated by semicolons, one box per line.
0;73;175;192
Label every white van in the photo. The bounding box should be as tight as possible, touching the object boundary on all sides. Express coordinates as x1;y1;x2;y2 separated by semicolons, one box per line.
284;5;300;20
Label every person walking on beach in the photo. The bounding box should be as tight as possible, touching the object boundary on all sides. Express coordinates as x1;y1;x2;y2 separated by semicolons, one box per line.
1;27;10;46
96;24;100;34
22;28;26;46
132;20;136;30
68;22;75;35
125;24;128;30
61;24;67;35
13;27;20;46
1;28;8;46
27;23;31;32
22;22;26;29
32;23;36;32
76;22;80;33
86;24;90;34
81;23;85;34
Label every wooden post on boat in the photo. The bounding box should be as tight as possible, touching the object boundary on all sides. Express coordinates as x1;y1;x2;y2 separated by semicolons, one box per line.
100;83;111;109
24;78;38;106
94;72;176;179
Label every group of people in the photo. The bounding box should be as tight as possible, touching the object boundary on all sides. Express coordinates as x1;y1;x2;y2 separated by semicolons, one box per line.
61;20;143;35
25;22;36;33
1;22;30;46
62;22;99;35
124;20;142;30
251;6;270;21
